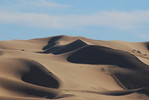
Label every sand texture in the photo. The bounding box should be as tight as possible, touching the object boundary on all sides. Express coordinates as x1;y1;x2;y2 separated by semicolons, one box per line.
0;35;149;100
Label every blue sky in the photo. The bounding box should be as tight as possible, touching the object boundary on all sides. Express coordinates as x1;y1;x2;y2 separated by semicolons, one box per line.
0;0;149;41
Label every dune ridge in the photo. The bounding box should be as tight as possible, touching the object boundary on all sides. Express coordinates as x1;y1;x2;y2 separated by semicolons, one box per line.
42;39;88;54
0;35;149;100
0;58;68;99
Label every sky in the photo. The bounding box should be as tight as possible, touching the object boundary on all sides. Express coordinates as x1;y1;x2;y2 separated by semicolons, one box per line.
0;0;149;41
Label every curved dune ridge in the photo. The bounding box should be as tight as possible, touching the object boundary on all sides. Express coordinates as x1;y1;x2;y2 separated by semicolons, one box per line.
0;35;149;100
42;36;63;50
67;45;148;69
43;39;88;54
20;59;60;89
0;58;69;99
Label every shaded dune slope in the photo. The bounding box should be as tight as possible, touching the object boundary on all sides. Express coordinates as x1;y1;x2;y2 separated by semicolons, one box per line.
65;88;146;96
20;59;60;88
67;45;148;69
43;39;88;54
144;42;149;51
0;76;60;99
42;36;63;50
0;58;66;99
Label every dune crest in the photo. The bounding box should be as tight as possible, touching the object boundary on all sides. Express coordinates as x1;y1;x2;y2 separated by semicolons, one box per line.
0;35;149;100
42;39;88;54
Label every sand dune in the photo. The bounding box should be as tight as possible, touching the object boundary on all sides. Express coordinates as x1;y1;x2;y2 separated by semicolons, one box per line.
43;39;87;54
0;58;67;99
144;42;149;51
0;35;149;100
67;45;148;69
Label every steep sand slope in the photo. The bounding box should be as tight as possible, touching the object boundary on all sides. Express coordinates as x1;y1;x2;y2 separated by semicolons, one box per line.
0;35;149;100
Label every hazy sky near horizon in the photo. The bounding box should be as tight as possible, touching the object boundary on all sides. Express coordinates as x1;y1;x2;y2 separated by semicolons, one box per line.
0;0;149;41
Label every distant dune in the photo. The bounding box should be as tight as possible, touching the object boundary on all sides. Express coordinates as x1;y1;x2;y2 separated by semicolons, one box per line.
0;35;149;100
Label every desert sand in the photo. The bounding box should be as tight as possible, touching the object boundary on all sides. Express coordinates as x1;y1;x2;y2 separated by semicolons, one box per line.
0;35;149;100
